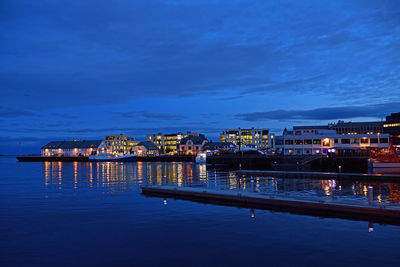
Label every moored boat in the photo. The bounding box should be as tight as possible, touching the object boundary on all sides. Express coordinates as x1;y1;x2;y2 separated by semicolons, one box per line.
89;153;136;162
195;152;207;163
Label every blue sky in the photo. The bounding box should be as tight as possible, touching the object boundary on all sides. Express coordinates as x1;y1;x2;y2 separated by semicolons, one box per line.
1;0;400;154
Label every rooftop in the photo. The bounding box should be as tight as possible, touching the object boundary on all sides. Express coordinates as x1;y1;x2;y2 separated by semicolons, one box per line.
137;141;159;150
180;135;207;145
42;140;103;150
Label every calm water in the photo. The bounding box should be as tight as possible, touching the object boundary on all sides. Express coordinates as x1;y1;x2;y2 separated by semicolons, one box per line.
1;156;400;266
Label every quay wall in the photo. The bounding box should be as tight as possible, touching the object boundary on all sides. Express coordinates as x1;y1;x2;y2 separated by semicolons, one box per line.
206;154;369;173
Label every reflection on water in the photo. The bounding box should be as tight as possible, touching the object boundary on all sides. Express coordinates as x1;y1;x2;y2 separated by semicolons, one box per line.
43;162;400;204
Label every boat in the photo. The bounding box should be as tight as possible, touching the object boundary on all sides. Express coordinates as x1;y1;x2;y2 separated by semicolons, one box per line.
89;153;136;162
195;152;207;164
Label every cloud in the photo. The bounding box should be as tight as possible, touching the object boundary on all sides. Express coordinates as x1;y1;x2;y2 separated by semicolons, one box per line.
1;0;399;109
0;107;37;118
235;102;399;122
116;111;186;121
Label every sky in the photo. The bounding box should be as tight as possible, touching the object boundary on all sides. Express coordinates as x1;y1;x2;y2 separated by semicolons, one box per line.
1;0;400;154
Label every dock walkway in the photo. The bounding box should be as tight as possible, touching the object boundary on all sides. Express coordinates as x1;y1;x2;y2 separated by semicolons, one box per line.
142;185;400;225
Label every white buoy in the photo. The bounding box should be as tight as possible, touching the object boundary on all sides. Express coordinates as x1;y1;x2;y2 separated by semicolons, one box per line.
250;208;255;218
163;198;167;205
368;222;374;232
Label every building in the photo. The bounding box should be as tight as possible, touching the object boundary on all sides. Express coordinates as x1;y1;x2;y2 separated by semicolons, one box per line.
203;142;235;152
293;120;383;135
146;132;204;154
275;129;390;156
105;134;138;154
146;133;165;151
220;128;274;150
383;112;400;147
41;140;106;156
133;141;160;156
178;135;208;155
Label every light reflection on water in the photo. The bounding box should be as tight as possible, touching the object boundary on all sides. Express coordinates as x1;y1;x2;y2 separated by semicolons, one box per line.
43;161;400;204
2;157;400;266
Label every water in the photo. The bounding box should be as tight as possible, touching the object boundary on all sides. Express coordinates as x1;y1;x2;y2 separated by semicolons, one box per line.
1;156;400;266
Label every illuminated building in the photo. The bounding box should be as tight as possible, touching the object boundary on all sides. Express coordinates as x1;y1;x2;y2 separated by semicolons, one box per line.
105;134;138;154
146;132;203;154
41;140;106;156
219;128;274;150
383;112;400;147
178;135;208;155
275;129;390;155
133;141;160;156
293;120;383;135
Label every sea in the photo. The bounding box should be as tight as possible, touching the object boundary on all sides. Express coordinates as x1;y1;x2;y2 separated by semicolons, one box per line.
1;156;400;266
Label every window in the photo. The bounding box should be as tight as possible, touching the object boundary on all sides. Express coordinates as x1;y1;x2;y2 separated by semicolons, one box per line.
351;138;359;144
304;139;312;145
360;138;368;144
322;138;330;147
295;140;303;145
341;139;350;144
195;146;199;150
188;146;192;150
380;138;388;143
370;138;378;144
276;140;284;145
313;139;321;145
334;139;338;144
285;140;294;145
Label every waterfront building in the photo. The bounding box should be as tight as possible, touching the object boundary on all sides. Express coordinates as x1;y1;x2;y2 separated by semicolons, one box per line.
275;129;390;156
219;128;274;150
178;135;208;155
293;120;383;135
105;134;138;154
146;132;203;154
383;112;400;147
41;140;106;156
132;141;160;156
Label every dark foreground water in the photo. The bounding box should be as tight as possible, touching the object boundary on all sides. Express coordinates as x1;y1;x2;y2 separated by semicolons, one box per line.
1;157;400;266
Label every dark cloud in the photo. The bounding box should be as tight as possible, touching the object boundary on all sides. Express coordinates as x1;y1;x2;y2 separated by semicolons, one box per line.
1;0;399;108
235;102;400;122
116;111;186;121
0;107;37;118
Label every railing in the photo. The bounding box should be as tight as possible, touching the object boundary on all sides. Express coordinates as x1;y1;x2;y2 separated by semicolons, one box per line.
299;154;326;165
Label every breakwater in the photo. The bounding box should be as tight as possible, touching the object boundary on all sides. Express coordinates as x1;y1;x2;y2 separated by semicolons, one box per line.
16;154;194;162
17;155;89;162
206;154;369;173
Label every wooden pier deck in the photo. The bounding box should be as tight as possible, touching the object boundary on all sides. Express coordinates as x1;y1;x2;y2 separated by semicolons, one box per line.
236;169;400;181
142;185;400;225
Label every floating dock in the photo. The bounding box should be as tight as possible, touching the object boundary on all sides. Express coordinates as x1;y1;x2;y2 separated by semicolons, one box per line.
236;169;400;181
142;185;400;225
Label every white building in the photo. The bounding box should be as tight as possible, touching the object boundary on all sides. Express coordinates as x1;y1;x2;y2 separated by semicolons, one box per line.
275;129;389;156
41;140;107;156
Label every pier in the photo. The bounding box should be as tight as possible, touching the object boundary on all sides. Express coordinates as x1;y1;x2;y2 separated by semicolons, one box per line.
142;185;400;226
236;169;400;181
